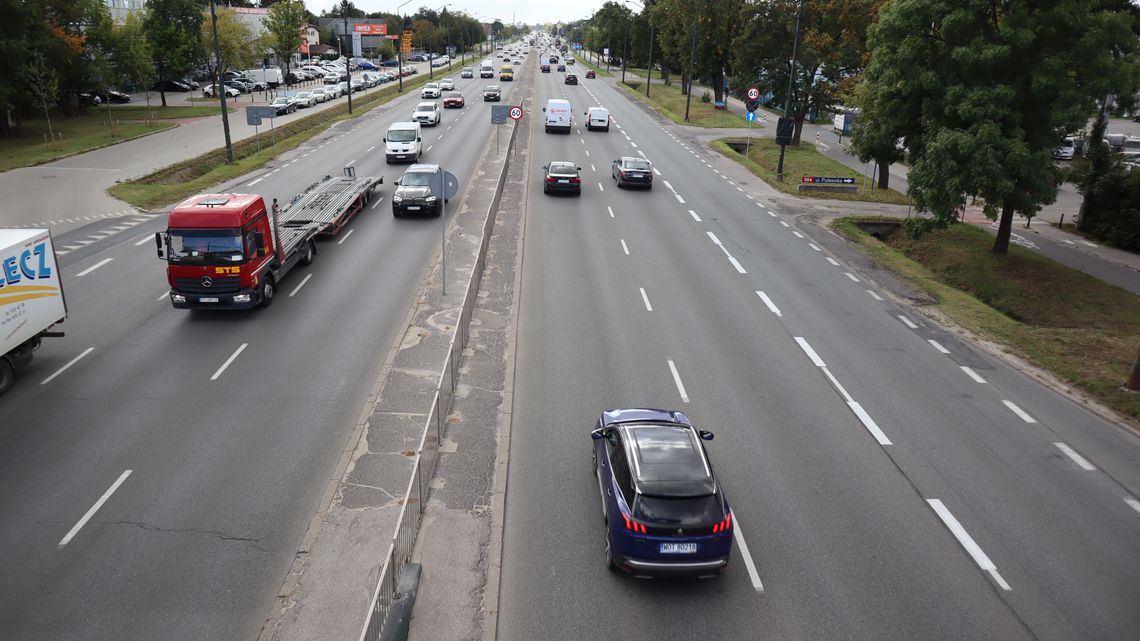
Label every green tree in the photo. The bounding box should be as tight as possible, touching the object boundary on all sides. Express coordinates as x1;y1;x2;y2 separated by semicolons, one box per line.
24;52;60;144
266;0;307;80
200;6;257;94
115;12;157;115
144;0;205;107
859;0;1140;254
0;0;41;135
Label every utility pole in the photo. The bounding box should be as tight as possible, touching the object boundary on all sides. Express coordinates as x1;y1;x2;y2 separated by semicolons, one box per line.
683;22;697;122
341;2;352;114
209;0;233;162
775;0;804;182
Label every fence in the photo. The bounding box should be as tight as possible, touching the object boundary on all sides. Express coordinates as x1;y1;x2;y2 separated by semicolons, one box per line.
357;118;519;641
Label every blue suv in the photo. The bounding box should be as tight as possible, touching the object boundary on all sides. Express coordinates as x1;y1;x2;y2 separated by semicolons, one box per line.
591;408;733;577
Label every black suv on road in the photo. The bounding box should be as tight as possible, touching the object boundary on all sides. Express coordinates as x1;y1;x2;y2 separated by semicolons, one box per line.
392;164;444;217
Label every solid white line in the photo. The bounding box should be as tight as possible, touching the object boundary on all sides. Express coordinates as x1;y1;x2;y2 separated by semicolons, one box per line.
779;220;790;228
667;360;690;403
289;273;313;297
366;145;376;152
898;315;918;328
247;177;264;186
58;470;132;547
731;514;764;592
607;206;614;218
794;337;826;367
134;236;152;246
211;343;248;381
338;228;355;245
926;499;1010;591
675;194;686;204
620;239;629;255
822;367;854;403
866;289;884;301
826;257;840;266
928;339;951;354
792;231;804;239
960;366;987;384
639;287;653;311
757;291;781;317
76;258;113;277
848;401;893;445
1002;400;1037;423
1054;442;1096;470
1125;497;1140;515
845;272;860;282
40;347;94;385
688;209;701;222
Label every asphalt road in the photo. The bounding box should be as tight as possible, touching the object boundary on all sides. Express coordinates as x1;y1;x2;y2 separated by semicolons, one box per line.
498;50;1140;641
0;57;528;641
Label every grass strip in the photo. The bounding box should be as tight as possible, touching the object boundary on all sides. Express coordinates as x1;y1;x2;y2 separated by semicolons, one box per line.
109;74;438;210
1;118;175;172
614;79;751;128
711;138;911;206
834;217;1140;425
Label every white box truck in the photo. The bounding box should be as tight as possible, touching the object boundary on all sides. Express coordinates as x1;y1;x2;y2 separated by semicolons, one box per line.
245;67;284;88
1;229;67;395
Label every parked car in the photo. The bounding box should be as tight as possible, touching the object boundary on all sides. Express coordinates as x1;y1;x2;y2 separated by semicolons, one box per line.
203;83;240;98
443;91;465;108
358;61;379;70
292;91;316;108
310;87;329;102
270;96;297;114
152;79;193;92
411;101;441;126
612;157;654;189
350;78;365;92
79;89;132;105
380;58;401;66
1053;137;1077;161
483;85;502;101
542;161;582;195
225;79;254;93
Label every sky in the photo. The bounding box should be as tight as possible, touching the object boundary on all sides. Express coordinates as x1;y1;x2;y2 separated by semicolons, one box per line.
303;0;606;27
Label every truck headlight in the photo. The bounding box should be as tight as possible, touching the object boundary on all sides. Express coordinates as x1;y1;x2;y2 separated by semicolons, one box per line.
172;294;186;303
233;294;251;303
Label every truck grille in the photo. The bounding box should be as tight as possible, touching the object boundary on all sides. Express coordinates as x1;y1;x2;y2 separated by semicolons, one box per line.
175;276;240;294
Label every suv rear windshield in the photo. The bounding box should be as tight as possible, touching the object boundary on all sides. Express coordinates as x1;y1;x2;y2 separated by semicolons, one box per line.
632;494;721;527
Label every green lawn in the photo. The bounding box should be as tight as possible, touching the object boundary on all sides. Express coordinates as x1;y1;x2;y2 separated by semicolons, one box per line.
107;105;225;119
712;137;911;205
614;79;751;128
834;219;1140;425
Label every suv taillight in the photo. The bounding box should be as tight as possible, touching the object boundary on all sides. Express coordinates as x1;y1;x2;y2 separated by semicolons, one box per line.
711;511;732;534
622;513;647;534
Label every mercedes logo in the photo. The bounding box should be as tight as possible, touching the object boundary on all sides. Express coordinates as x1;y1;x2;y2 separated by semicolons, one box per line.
201;276;214;288
676;529;683;535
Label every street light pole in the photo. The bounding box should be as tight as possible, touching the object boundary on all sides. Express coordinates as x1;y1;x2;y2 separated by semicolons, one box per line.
621;19;629;84
342;7;352;114
776;0;805;182
397;0;412;93
208;0;232;162
683;21;697;122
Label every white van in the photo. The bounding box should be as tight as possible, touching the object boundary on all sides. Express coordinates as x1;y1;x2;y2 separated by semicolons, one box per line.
384;121;422;164
585;107;610;132
543;99;573;134
480;62;495;78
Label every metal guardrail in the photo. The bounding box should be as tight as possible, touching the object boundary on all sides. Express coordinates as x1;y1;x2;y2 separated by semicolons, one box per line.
357;117;519;641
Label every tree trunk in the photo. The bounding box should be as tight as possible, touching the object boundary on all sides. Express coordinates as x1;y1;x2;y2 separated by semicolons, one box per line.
876;159;890;189
1077;102;1110;231
1126;344;1140;391
791;115;804;146
41;104;55;146
992;199;1015;254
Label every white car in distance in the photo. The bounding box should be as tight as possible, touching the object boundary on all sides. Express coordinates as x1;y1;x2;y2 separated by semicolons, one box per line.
422;83;441;98
411;101;441;126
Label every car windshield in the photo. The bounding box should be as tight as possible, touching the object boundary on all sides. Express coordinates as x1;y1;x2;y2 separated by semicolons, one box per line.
624;160;651;171
272;98;288;104
401;171;435;186
167;229;244;264
632;494;721;527
548;163;576;175
388;128;417;142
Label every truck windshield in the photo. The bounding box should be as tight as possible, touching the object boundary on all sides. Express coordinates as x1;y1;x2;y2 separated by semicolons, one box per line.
167;229;244;264
388;129;417;142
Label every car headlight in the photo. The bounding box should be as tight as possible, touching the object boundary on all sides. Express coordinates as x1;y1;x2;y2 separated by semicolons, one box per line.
425;195;438;202
392;195;403;203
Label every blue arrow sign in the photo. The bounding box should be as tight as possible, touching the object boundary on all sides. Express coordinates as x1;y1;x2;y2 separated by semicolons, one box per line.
746;111;757;122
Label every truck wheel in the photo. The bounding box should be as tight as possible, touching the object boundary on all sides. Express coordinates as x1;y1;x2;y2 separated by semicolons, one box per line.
0;357;14;396
300;240;315;266
258;276;275;308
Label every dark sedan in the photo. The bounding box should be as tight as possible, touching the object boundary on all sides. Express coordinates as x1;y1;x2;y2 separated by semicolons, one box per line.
152;79;193;92
612;156;654;189
564;73;578;85
543;161;582;195
483;85;502;101
557;63;567;72
592;409;733;577
541;63;551;72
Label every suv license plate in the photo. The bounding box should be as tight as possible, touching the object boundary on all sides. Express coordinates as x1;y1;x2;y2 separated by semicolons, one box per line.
659;543;698;554
407;206;421;210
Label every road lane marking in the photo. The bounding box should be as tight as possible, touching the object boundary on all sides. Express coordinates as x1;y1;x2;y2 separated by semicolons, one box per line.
756;291;781;317
675;194;686;204
731;513;764;592
653;167;662;176
663;180;675;192
961;366;987;384
289;273;313;297
211;343;248;381
808;243;821;252
599;182;605;192
926;499;1011;591
928;339;951;354
1002;400;1037;423
591;164;596;172
667;360;690;403
631;141;638;148
845;272;860;282
370;196;384;210
41;347;94;385
822;368;854;403
338;228;355;245
639;287;653;311
134;236;152;247
427;145;433;151
620;239;629;255
58;469;132;547
1054;443;1096;470
792;231;804;239
156;292;169;302
826;257;840;266
366;145;376;152
794;337;826;367
607;206;614;218
768;211;777;218
688;209;701;222
848;401;893;445
866;289;884;301
585;150;590;157
345;158;356;166
247;178;264;186
897;315;918;328
76;258;114;277
778;220;790;228
1125;497;1140;515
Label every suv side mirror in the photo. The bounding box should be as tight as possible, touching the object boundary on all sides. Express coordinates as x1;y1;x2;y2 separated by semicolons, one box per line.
699;430;714;441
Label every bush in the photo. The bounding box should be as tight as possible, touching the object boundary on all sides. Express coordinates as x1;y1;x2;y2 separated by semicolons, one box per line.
1076;158;1140;251
902;215;948;239
700;90;711;103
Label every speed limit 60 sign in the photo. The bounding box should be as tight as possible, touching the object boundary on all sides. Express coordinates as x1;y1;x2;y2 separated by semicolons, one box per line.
509;106;524;120
747;86;760;101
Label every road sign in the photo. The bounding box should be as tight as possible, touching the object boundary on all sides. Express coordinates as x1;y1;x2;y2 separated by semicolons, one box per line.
775;117;795;146
247;106;277;124
491;105;510;124
746;99;760;112
429;170;460;200
801;176;856;184
509;106;523;120
747;86;760;101
245;108;262;126
746;111;757;123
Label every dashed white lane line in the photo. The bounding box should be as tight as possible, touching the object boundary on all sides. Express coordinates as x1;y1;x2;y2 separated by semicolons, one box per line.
620;239;630;255
1002;400;1037;424
823;368;854;403
289;273;313;297
898;315;918;329
345;158;356;166
675;194;686;204
156;292;169;302
663;180;675;192
631;141;638;148
794;337;827;367
731;514;765;592
845;272;860;282
960;366;987;384
58;469;132;547
926;499;1011;591
211;343;248;381
591;163;596;172
247;177;264;186
338;228;355;245
76;258;114;277
585;150;590;157
580;138;585;144
848;401;893;445
653;167;662;176
779;220;790;228
928;339;951;354
826;257;840;266
808;243;821;252
607;206;614;218
369;195;385;210
134;236;152;247
639;287;653;311
756;291;782;317
366;145;376;152
792;231;804;239
866;289;884;301
667;359;690;403
41;347;94;385
1054;442;1096;470
688;209;702;222
427;145;433;151
1125;497;1140;515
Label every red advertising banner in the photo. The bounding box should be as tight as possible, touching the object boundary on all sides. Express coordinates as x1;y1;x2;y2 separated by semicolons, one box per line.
353;24;388;35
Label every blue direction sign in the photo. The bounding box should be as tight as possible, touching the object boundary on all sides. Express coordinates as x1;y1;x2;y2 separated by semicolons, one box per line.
801;176;857;185
746;111;757;122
